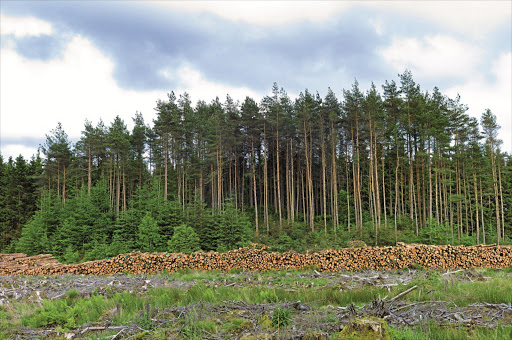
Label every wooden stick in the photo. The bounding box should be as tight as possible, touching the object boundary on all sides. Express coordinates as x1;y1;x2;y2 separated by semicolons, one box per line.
388;285;418;302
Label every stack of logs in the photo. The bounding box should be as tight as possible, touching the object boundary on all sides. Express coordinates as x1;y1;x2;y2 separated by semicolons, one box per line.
1;243;511;276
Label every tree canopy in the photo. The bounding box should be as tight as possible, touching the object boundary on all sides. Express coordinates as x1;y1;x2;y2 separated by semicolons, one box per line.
1;71;510;261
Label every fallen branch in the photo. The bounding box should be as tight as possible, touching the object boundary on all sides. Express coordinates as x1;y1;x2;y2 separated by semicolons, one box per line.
441;269;464;276
81;325;126;335
111;327;127;340
388;285;418;303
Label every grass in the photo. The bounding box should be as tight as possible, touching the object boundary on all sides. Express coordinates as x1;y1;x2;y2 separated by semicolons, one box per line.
2;268;511;338
389;322;512;340
397;270;512;306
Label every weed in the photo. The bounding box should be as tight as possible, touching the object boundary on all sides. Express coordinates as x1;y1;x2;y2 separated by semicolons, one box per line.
137;303;154;330
180;308;203;340
65;289;79;300
259;289;279;303
271;306;291;328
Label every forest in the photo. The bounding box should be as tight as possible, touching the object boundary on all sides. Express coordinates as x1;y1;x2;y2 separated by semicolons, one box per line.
1;70;510;263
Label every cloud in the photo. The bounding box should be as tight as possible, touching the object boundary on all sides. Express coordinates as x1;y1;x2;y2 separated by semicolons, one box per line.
0;1;386;94
362;1;511;39
0;2;510;155
152;1;511;39
171;66;263;103
152;1;352;26
445;52;512;152
0;144;39;161
0;34;166;144
0;13;53;37
379;35;484;80
0;31;269;159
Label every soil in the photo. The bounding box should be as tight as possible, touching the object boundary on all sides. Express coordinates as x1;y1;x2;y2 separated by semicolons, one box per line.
1;269;510;339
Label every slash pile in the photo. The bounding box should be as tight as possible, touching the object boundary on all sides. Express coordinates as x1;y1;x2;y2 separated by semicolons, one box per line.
1;243;511;276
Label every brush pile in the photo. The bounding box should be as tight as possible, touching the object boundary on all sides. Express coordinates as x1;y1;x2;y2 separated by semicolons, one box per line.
1;243;511;276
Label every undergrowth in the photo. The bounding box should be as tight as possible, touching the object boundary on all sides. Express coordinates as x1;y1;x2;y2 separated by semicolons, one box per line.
4;268;511;338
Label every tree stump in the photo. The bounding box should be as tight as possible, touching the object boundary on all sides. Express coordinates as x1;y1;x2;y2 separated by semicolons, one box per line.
338;318;390;340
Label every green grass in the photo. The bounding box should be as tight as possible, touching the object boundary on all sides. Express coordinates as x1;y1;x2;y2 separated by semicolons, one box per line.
6;268;512;338
21;294;109;328
398;270;512;306
389;322;512;339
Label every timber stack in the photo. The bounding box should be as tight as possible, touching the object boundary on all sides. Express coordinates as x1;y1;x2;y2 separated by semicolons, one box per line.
1;243;511;276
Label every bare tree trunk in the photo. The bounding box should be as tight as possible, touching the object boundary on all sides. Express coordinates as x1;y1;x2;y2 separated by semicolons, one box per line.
480;178;486;244
123;164;126;213
331;120;339;234
63;164;66;204
394;146;399;244
498;162;505;241
276;118;282;229
88;146;92;195
264;124;269;235
252;139;259;235
164;141;168;201
321;125;327;234
290;142;295;225
217;140;222;211
57;161;60;198
346;142;351;232
382;147;387;227
308;127;315;232
473;172;480;244
116;156;120;217
490;142;501;245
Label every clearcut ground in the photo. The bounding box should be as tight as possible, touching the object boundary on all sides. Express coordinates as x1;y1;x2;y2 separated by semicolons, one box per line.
1;268;512;339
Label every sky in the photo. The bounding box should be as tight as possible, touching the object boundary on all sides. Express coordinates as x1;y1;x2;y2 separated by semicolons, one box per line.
1;0;511;160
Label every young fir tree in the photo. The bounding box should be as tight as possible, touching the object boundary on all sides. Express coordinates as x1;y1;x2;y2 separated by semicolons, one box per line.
137;213;161;252
167;225;200;254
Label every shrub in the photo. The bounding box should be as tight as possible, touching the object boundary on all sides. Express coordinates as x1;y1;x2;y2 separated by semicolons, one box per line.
168;225;201;254
271;306;291;328
138;214;161;252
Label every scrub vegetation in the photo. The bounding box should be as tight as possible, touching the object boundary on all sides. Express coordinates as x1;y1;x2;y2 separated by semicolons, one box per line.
1;267;511;339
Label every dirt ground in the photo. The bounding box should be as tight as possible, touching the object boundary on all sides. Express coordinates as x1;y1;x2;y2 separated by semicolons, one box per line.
1;269;511;339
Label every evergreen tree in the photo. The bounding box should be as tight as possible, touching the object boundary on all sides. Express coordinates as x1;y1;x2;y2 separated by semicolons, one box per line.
137;213;161;252
167;225;200;254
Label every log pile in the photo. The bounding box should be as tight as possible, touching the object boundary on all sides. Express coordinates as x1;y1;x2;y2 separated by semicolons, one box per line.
1;243;511;276
0;253;65;275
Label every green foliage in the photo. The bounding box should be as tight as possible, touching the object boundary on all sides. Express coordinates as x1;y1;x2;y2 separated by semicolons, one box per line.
22;294;107;328
137;303;154;330
167;225;200;254
138;214;161;252
389;321;512;340
180;308;203;339
7;79;512;258
418;218;452;245
271;307;291;328
16;212;50;256
216;201;253;251
109;230;132;256
62;245;80;264
82;238;109;261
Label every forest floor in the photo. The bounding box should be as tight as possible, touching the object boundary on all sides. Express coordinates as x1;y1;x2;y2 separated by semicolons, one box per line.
1;268;512;339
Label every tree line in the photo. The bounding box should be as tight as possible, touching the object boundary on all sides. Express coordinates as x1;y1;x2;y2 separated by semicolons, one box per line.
1;71;510;261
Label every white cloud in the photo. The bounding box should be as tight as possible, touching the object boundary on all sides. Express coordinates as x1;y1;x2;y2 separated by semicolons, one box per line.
151;1;352;26
368;17;383;36
151;1;510;38
1;144;39;161
0;18;267;159
0;34;166;149
445;52;512;153
362;1;511;39
170;66;263;104
379;35;484;80
0;14;53;37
